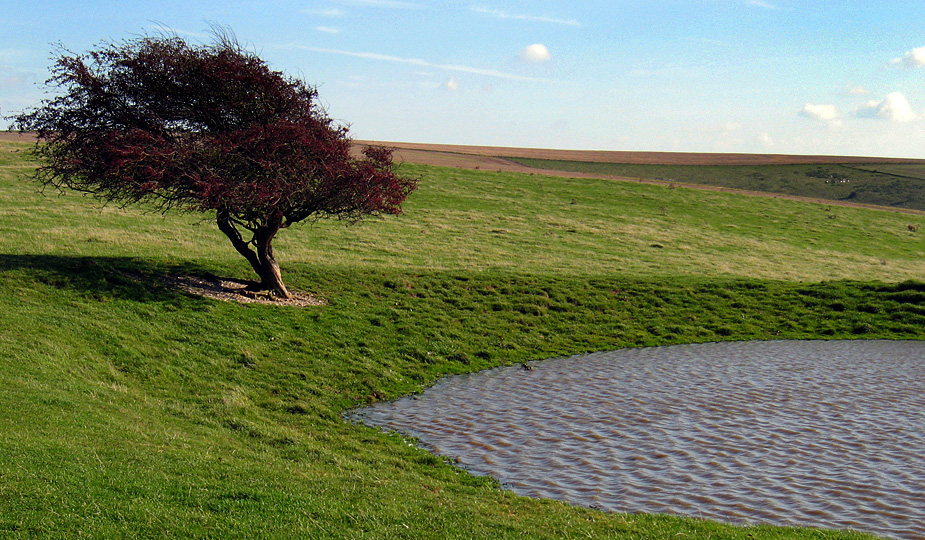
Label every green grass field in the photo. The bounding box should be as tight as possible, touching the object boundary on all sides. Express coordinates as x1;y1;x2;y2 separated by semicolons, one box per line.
506;157;925;212
1;138;923;539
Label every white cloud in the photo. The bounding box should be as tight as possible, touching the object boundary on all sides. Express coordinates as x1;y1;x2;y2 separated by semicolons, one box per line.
891;46;925;68
314;26;340;34
746;0;777;9
847;85;870;96
470;7;580;27
520;44;551;62
801;103;841;125
303;46;553;82
856;92;918;122
443;77;459;91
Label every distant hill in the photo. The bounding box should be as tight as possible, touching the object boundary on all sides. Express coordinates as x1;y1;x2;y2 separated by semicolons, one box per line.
355;141;925;214
355;140;925;166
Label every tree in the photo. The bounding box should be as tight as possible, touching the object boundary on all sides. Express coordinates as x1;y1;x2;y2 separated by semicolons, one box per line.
13;31;417;299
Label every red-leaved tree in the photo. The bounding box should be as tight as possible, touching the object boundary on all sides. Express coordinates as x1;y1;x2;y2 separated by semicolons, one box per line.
14;31;417;298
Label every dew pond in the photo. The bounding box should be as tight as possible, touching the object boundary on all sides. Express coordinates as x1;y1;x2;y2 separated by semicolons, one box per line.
352;340;925;540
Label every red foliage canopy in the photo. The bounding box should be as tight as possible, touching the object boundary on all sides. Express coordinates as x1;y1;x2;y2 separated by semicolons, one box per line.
15;31;417;297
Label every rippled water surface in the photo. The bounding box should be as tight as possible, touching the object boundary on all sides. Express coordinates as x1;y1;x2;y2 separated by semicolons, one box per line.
353;340;925;540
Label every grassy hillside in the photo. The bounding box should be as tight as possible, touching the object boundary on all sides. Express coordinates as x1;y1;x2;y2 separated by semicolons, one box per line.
506;157;925;212
1;138;923;539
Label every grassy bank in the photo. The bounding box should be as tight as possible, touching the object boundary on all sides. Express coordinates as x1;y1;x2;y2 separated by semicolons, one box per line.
506;157;925;212
1;138;923;539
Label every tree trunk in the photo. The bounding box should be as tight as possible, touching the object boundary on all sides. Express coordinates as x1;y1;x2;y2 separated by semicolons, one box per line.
216;211;292;299
253;221;291;299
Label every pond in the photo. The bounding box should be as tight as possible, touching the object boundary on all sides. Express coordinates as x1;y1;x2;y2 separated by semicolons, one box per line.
351;340;925;540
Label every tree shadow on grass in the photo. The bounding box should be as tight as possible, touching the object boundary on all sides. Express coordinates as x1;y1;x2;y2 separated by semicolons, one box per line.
0;253;219;303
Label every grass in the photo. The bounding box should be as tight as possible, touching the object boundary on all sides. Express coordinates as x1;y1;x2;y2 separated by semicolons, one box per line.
505;157;925;212
2;138;923;539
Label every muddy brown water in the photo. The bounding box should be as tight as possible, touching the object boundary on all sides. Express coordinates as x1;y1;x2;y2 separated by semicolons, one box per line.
351;340;925;540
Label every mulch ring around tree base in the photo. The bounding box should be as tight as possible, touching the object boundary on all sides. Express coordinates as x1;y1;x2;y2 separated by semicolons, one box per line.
164;274;326;307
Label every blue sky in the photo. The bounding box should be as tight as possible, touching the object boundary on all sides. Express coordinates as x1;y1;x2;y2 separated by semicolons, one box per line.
3;0;925;157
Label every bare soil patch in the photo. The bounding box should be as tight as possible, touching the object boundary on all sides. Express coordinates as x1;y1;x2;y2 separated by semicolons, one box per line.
164;274;325;307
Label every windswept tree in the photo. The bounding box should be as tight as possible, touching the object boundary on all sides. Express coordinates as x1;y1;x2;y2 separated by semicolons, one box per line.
14;31;417;298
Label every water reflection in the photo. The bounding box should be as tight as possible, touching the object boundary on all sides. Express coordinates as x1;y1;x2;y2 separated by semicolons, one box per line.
353;340;925;540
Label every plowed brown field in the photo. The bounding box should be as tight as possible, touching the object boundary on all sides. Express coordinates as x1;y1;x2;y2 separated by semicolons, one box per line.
0;132;36;142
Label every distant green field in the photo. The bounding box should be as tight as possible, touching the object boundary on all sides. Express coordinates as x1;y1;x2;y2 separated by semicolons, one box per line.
1;138;922;539
506;157;925;212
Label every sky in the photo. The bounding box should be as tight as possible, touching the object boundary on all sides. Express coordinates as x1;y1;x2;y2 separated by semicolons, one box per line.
3;1;925;158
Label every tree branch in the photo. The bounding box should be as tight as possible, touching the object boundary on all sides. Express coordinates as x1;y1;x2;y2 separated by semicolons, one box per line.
216;210;261;275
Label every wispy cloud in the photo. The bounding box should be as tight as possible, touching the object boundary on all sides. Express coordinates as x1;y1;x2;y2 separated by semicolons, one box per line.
0;48;27;64
471;7;580;27
301;46;552;82
148;23;212;40
302;8;346;17
332;0;425;8
1;71;31;91
746;0;777;9
314;27;340;34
